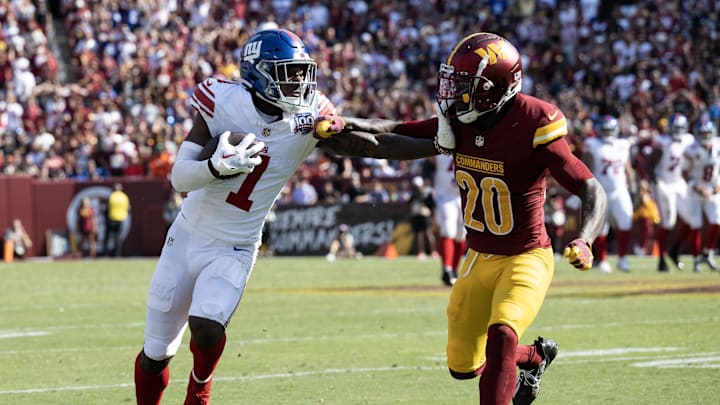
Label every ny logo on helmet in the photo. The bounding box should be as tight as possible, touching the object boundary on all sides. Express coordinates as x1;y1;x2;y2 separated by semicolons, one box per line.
243;41;262;63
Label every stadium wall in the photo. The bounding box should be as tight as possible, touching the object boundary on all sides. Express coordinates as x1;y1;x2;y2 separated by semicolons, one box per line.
0;175;171;258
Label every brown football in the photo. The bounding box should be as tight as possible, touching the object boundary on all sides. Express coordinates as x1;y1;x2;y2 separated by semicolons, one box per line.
198;132;252;160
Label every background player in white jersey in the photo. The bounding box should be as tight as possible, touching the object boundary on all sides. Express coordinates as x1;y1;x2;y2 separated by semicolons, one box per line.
133;29;432;405
646;113;695;271
582;115;636;272
679;119;720;272
432;154;467;286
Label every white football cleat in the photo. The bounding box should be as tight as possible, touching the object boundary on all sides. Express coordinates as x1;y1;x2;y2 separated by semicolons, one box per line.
617;257;630;272
599;261;612;273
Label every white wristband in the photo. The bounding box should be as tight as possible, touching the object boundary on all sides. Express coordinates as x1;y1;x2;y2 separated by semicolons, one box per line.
170;142;215;192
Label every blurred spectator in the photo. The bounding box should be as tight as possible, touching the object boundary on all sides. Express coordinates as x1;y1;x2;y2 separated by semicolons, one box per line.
633;179;660;256
325;223;361;261
344;172;369;203
317;179;343;205
77;196;98;257
3;218;33;261
290;171;318;205
409;176;437;260
104;183;130;256
367;179;391;204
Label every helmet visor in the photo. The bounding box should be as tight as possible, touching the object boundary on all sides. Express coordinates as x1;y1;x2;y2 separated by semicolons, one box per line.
260;59;317;109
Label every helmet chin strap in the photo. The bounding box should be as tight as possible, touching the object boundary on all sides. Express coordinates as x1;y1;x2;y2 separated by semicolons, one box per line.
457;110;482;124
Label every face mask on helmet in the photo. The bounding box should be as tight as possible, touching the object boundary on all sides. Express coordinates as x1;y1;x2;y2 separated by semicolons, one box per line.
668;113;689;140
241;29;317;113
598;115;619;139
436;33;522;124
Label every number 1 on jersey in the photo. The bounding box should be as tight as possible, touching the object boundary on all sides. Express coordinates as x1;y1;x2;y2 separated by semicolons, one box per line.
225;155;270;211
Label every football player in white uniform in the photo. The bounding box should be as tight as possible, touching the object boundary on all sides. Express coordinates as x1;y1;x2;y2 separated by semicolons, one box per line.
679;119;720;272
432;154;467;286
133;29;433;405
646;113;694;271
582;115;636;272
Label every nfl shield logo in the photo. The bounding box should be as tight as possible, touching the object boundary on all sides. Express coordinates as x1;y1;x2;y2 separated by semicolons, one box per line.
475;135;485;147
262;127;271;137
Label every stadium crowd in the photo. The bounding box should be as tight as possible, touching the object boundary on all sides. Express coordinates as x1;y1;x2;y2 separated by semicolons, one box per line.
1;0;719;259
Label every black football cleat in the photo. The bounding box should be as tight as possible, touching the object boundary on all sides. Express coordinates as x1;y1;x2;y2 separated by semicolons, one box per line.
668;244;684;270
657;257;669;272
441;267;456;287
513;337;558;405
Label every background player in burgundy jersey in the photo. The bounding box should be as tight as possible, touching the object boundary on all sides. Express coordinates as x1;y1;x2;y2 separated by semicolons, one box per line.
327;32;607;405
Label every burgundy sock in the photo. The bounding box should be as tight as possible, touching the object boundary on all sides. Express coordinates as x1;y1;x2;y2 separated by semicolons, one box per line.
515;342;542;370
134;352;169;405
190;334;227;381
689;229;701;256
452;240;466;269
594;235;608;261
704;224;720;251
479;324;518;405
616;230;631;257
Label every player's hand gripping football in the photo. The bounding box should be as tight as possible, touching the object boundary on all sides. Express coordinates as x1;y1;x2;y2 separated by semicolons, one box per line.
563;238;593;271
434;102;455;154
209;131;265;178
314;115;345;140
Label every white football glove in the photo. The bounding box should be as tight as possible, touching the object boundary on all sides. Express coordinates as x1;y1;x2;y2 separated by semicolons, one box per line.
434;101;455;154
209;131;265;178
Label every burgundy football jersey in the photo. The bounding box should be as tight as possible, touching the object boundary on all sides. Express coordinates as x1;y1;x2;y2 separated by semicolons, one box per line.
395;93;591;255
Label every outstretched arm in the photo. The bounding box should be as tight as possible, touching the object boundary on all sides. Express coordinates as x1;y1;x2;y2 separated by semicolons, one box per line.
342;116;403;134
318;130;438;160
316;116;439;160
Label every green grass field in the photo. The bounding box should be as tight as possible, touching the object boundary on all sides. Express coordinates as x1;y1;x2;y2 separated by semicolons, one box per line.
1;254;719;404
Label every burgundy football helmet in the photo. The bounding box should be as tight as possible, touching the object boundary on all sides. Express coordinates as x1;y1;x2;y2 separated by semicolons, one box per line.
436;32;522;123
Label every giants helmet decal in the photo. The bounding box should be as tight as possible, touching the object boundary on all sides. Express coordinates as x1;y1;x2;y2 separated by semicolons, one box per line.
695;118;717;146
598;115;619;139
668;112;689;140
437;32;522;123
240;29;317;112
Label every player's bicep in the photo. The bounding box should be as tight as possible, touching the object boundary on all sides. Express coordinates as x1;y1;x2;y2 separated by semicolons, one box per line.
538;138;593;196
185;112;213;148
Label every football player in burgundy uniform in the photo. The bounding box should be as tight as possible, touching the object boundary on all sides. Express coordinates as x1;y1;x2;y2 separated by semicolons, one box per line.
133;29;433;405
335;33;607;405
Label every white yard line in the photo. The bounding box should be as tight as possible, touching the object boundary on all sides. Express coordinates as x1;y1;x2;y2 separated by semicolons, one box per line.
0;366;442;395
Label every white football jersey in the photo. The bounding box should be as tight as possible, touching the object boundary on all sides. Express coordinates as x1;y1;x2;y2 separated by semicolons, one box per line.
652;133;694;184
433;154;460;204
583;137;632;193
183;78;336;244
683;137;720;190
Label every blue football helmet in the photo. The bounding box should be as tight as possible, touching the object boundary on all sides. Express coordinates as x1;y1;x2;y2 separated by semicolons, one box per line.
668;112;689;140
695;118;717;146
598;115;619;139
240;29;317;112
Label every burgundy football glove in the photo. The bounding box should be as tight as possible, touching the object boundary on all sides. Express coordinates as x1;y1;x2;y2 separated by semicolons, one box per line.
314;116;345;140
563;238;593;271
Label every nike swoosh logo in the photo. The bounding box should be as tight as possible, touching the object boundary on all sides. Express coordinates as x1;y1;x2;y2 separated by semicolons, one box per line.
222;153;236;159
548;111;559;120
233;247;247;252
